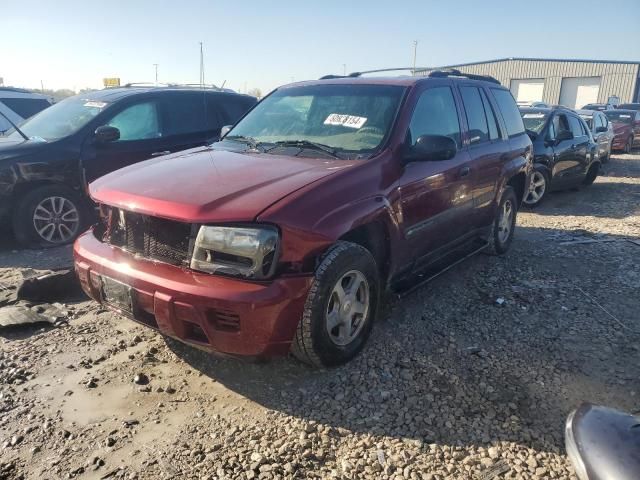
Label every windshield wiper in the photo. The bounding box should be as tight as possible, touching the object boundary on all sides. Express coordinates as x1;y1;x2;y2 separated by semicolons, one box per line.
0;110;28;141
224;135;263;151
269;140;341;159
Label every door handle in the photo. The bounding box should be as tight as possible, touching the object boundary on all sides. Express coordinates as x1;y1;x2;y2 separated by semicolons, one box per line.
151;150;170;157
459;166;471;177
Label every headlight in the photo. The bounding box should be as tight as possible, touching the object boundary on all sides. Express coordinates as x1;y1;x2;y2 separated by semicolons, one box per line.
190;225;279;279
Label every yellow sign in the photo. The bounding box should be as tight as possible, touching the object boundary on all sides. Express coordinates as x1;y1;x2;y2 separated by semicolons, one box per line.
103;78;121;87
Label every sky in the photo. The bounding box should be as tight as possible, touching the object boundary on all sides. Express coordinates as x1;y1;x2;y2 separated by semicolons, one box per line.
2;0;640;95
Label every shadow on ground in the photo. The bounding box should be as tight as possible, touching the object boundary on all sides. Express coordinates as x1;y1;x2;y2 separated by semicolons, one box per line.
165;225;640;454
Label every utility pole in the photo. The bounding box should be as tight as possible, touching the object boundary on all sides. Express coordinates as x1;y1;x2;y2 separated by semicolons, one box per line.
153;64;158;85
412;40;418;76
343;64;346;76
40;80;44;92
199;42;205;88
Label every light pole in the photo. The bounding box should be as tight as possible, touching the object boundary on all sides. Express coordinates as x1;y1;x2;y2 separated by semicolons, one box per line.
412;40;418;75
343;64;346;76
153;64;158;85
199;42;205;88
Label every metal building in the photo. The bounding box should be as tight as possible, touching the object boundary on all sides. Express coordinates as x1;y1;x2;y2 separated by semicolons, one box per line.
415;58;640;109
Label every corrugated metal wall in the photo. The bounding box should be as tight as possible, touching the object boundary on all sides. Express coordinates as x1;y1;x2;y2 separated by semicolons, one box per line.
416;59;640;104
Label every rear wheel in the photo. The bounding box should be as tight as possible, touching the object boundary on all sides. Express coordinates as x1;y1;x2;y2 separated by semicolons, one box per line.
583;163;599;186
486;187;517;256
292;241;379;367
523;169;548;208
12;185;86;247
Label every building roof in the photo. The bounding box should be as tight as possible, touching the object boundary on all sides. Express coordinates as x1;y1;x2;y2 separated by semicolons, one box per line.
415;57;640;73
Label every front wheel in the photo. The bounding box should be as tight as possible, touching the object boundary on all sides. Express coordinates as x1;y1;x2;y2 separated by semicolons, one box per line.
582;163;599;186
12;185;86;247
292;241;379;367
486;186;517;256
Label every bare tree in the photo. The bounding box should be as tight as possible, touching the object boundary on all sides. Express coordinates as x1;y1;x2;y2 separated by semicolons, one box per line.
247;88;262;99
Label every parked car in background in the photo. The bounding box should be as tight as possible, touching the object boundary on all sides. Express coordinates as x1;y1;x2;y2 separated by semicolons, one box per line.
577;109;614;162
0;85;256;246
581;103;612;111
517;101;551;108
617;103;640;111
605;109;640;153
0;87;53;134
75;72;532;366
520;106;600;207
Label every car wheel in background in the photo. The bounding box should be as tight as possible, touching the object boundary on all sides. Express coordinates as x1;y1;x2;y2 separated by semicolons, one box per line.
486;186;518;256
624;137;633;153
292;241;379;367
12;185;86;247
582;163;599;186
523;169;549;208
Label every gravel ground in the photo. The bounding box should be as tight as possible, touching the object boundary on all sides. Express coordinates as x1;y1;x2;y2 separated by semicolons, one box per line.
1;152;639;480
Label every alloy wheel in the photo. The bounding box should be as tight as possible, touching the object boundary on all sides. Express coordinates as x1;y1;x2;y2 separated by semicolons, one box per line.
524;171;546;205
497;199;514;244
32;196;80;244
325;270;370;346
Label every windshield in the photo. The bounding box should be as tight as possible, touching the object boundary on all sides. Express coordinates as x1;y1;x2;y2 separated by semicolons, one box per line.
521;112;548;134
605;111;634;124
7;96;109;141
225;84;405;157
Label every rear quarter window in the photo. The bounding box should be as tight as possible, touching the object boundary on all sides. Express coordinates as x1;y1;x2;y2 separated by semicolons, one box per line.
491;89;525;137
0;98;51;119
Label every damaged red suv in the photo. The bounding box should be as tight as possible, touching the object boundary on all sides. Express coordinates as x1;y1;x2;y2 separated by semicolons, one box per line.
74;71;532;366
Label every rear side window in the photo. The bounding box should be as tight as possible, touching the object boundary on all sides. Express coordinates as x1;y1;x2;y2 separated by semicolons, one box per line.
163;93;207;136
408;86;461;147
459;87;489;144
480;89;501;140
491;89;525;137
1;98;51;119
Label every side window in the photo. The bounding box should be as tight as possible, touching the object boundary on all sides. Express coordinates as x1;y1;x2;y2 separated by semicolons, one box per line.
491;88;525;137
219;96;255;124
407;86;461;147
480;89;501;140
107;102;161;141
594;114;603;130
459;87;489;144
553;114;571;140
204;96;226;131
548;116;556;140
568;115;585;137
163;93;207;137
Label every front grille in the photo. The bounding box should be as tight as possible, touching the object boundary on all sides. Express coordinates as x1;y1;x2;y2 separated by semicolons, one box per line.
102;208;193;266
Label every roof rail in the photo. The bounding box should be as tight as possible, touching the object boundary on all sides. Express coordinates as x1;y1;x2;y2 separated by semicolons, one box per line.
319;67;430;80
122;82;227;90
428;69;501;85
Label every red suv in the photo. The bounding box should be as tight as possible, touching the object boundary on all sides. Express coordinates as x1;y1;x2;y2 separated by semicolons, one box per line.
74;71;532;366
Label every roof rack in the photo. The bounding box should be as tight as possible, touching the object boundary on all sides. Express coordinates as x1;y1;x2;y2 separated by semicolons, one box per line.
319;67;430;80
122;82;227;90
428;69;501;85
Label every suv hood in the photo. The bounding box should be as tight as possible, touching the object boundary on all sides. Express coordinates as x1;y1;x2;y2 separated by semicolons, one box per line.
90;146;353;223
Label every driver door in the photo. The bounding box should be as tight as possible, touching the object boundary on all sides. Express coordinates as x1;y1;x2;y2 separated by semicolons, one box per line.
81;99;166;183
398;85;474;263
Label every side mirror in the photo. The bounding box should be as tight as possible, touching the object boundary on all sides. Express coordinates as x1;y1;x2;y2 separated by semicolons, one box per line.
596;126;608;133
220;125;232;138
556;130;573;143
403;135;457;163
95;125;120;143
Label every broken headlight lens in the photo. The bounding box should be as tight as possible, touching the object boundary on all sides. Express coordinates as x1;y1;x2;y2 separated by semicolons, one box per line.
190;225;279;279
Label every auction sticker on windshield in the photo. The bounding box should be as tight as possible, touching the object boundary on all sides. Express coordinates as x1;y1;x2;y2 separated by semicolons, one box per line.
84;101;108;109
324;114;368;129
523;113;545;118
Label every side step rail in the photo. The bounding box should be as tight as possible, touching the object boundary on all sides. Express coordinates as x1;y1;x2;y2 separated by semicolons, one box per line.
394;240;489;298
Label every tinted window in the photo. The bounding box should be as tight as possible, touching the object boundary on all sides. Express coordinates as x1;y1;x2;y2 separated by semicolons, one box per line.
107;102;160;141
0;98;51;119
408;87;461;147
553;114;570;139
163;93;206;136
480;89;501;140
568;115;585;137
491;89;525;136
460;87;488;144
219;96;255;124
204;96;226;131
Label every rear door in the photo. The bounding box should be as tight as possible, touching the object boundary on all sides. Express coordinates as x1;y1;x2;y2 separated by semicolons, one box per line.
593;113;609;157
398;84;474;261
457;84;508;228
81;98;166;182
549;113;575;185
567;114;590;181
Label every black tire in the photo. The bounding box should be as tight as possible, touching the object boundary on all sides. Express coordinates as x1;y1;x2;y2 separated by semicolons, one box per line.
582;163;599;186
602;144;612;163
12;185;87;247
522;168;549;208
292;241;380;367
624;137;633;154
485;186;518;256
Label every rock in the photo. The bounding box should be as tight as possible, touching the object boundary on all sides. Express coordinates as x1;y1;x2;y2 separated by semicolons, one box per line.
10;435;23;446
133;373;149;385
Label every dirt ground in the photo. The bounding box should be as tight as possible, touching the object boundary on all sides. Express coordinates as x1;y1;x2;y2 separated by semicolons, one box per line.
1;152;639;480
